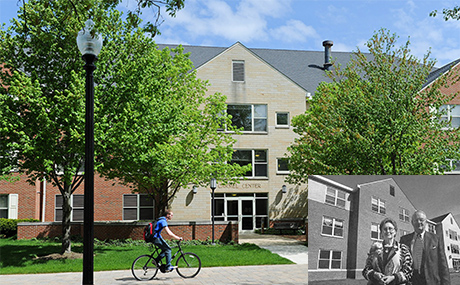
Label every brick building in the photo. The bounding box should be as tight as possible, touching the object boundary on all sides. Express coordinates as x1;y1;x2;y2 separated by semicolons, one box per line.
3;41;353;233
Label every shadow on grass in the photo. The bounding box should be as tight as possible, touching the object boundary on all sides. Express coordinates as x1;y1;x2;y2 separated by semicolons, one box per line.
0;241;127;268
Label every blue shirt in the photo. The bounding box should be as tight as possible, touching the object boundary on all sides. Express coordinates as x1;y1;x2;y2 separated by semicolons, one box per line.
154;217;168;239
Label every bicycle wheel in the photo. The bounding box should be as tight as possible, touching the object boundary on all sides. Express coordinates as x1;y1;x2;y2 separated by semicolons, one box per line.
131;254;159;281
176;252;201;278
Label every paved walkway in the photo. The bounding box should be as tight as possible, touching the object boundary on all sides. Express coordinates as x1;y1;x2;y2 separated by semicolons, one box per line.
1;233;308;284
239;232;308;265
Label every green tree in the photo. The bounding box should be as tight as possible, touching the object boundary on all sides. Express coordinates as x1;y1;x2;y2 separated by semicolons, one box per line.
430;6;460;21
95;27;250;217
0;0;136;253
287;29;460;182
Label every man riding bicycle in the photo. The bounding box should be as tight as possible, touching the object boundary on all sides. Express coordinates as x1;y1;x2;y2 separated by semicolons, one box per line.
153;209;183;272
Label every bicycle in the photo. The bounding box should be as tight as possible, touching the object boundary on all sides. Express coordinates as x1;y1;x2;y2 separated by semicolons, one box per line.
131;240;201;281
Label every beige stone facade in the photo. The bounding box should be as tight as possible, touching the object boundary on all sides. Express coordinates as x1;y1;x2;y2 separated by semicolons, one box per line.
170;43;308;230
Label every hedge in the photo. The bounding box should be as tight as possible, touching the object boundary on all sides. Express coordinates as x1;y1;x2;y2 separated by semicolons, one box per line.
0;218;39;238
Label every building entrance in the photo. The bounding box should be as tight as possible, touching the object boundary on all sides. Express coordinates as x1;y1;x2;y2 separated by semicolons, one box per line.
213;193;268;232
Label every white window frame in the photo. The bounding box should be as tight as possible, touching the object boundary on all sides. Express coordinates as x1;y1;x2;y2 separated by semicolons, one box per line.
325;187;346;208
0;194;18;219
439;104;460;129
232;60;245;82
122;194;155;221
318;249;342;269
371;197;386;214
399;208;410;222
371;222;382;240
275;112;290;128
321;216;344;238
276;158;289;174
226;104;267;133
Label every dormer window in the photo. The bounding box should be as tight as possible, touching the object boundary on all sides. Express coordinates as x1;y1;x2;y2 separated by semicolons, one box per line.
232;60;245;82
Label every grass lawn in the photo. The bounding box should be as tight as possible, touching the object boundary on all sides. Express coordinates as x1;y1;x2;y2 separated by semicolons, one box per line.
0;238;293;275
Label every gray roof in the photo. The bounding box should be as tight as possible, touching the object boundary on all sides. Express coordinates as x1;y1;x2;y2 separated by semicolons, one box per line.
423;59;460;88
157;43;358;93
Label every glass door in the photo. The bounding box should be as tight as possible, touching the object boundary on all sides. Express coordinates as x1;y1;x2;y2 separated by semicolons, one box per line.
226;197;255;232
241;199;254;231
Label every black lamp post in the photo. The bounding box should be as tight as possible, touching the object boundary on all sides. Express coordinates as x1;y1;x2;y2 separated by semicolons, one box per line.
210;178;217;245
77;19;102;285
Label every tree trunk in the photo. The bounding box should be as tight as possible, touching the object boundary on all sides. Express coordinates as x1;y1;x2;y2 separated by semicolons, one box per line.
61;189;72;254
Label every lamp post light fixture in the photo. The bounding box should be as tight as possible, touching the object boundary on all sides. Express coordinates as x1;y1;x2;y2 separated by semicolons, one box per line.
77;19;102;285
282;185;287;194
210;178;217;245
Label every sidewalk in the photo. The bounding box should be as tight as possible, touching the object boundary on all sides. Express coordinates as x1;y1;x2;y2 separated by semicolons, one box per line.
239;232;308;265
1;233;308;284
1;264;306;284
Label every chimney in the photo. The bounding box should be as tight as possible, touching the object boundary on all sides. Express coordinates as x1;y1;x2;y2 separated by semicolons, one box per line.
322;40;333;71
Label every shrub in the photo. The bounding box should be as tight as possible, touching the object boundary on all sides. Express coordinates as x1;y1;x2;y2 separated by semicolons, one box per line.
0;218;39;238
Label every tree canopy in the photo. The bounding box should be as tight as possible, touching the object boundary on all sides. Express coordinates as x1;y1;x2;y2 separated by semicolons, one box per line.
287;29;460;182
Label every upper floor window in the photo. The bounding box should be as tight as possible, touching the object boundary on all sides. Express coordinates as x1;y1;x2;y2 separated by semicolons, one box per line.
227;104;267;133
275;112;290;128
439;104;460;128
321;216;344;237
55;194;84;222
231;149;268;178
399;208;410;222
371;197;386;214
232;60;245;82
276;158;289;174
325;187;346;208
123;194;155;221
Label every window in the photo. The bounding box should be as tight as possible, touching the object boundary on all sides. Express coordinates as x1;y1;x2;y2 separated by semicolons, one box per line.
399;208;410;222
371;222;381;240
449;230;458;240
439;104;460;128
232;149;268;178
276;112;290;128
0;194;18;219
452;244;460;254
318;250;342;269
123;194;155;221
321;216;344;237
428;224;436;234
325;187;346;208
276;158;289;174
227;104;267;132
232;60;245;82
371;197;386;214
55;194;84;222
390;185;395;196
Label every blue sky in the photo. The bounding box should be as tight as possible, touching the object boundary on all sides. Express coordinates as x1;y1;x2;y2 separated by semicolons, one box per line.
2;0;460;67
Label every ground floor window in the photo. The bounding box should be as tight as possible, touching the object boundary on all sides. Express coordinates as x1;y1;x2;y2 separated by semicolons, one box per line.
453;259;460;272
55;194;84;222
318;249;342;269
212;193;268;231
123;194;154;221
0;194;18;219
